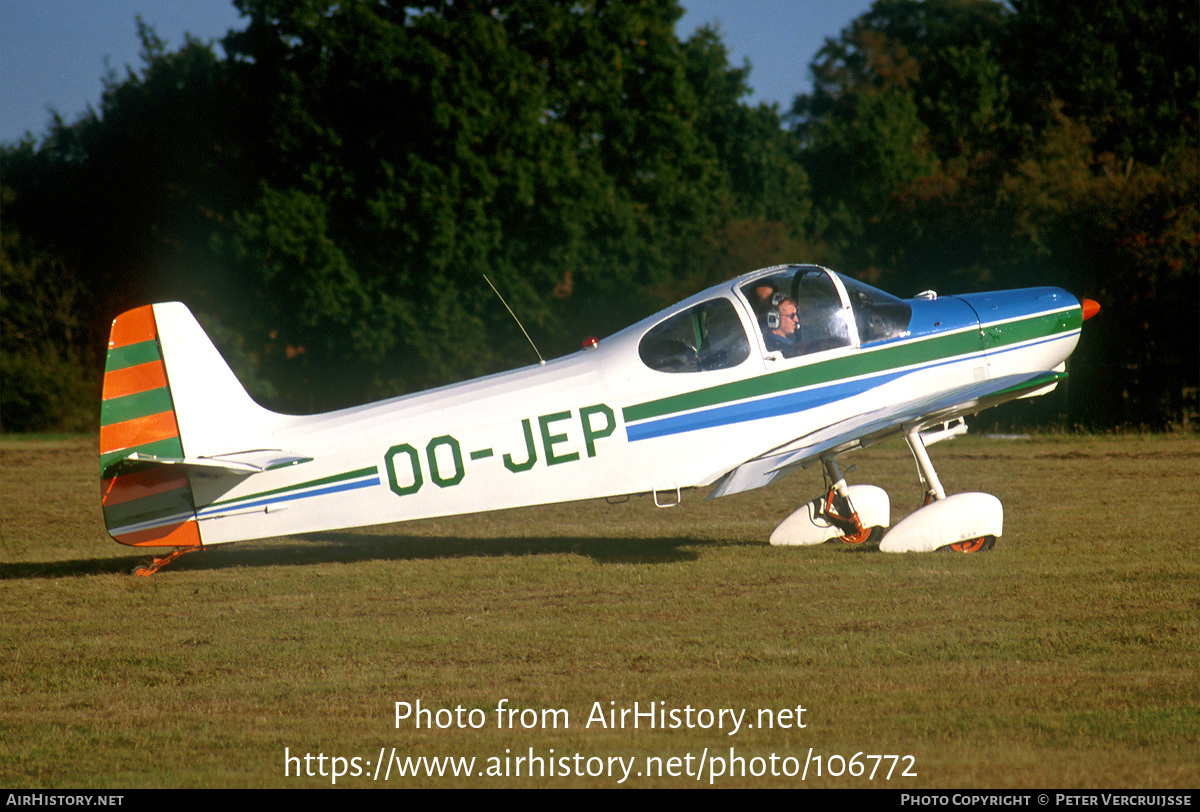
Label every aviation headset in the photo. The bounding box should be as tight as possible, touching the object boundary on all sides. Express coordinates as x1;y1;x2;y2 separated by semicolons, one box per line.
766;292;787;330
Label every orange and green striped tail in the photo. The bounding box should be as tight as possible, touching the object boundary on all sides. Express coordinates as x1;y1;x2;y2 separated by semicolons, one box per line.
100;305;201;548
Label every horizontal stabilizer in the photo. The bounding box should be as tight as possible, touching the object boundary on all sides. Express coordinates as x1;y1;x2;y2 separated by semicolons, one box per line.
105;449;313;477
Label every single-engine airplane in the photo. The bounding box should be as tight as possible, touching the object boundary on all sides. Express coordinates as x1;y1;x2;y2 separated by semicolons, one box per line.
100;264;1098;574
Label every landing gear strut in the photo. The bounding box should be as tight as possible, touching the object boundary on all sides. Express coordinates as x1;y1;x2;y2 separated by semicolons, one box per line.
876;424;1002;553
906;424;947;506
819;458;873;544
770;457;890;546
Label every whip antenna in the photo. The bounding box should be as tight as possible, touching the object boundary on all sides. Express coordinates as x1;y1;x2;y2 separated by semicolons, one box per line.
482;274;545;366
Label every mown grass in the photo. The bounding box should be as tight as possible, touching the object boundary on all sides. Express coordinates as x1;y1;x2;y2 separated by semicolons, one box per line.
2;434;1197;788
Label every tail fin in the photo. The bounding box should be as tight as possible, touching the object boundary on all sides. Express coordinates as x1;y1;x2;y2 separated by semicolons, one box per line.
99;303;292;547
100;304;201;546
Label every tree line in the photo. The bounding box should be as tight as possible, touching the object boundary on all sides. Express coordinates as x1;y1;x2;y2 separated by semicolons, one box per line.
2;0;1196;431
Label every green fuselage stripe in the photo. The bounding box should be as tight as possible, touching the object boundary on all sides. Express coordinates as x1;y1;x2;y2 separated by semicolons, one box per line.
624;328;980;423
204;466;379;509
623;308;1079;424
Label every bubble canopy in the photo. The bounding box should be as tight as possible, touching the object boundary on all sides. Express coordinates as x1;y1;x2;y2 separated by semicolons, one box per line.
638;265;912;372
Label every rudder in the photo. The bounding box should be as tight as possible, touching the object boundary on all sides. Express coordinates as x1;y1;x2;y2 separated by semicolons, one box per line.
100;305;201;547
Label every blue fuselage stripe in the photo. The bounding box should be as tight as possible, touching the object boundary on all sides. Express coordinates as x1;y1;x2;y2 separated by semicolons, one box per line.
625;331;1074;442
626;371;891;441
195;475;381;518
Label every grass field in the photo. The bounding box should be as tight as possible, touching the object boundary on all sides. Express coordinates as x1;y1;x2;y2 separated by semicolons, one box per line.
2;433;1197;788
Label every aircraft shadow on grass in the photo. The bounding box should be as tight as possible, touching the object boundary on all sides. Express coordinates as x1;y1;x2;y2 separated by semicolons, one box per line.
7;533;756;579
5;531;884;580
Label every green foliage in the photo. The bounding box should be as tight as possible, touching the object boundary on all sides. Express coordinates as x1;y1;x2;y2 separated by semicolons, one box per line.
804;85;940;214
792;0;1197;424
1008;0;1199;163
0;210;98;432
999;121;1199;424
210;0;783;408
1;0;1195;427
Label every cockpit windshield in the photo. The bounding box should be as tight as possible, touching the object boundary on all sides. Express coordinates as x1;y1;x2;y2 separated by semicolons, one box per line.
838;275;912;344
740;266;911;357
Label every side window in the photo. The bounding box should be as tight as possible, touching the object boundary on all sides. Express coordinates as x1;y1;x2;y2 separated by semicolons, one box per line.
639;298;750;373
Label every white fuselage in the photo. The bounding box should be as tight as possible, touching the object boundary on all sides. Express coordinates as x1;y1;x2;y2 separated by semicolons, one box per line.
177;274;1083;546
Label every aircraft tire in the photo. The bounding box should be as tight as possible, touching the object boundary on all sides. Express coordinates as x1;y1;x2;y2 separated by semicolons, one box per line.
943;535;996;553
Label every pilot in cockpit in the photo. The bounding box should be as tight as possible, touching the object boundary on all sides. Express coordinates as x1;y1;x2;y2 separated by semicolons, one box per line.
763;294;802;358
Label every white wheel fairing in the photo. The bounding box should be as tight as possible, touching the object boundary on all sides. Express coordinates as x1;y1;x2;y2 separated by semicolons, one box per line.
879;492;1003;553
770;484;890;546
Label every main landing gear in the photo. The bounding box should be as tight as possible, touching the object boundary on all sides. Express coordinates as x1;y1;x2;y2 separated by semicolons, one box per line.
771;420;1001;553
770;457;890;547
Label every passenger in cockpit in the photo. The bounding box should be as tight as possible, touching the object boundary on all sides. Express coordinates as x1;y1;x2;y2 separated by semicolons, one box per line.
749;281;778;322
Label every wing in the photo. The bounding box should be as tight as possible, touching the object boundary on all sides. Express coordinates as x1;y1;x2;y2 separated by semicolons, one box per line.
707;368;1066;499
